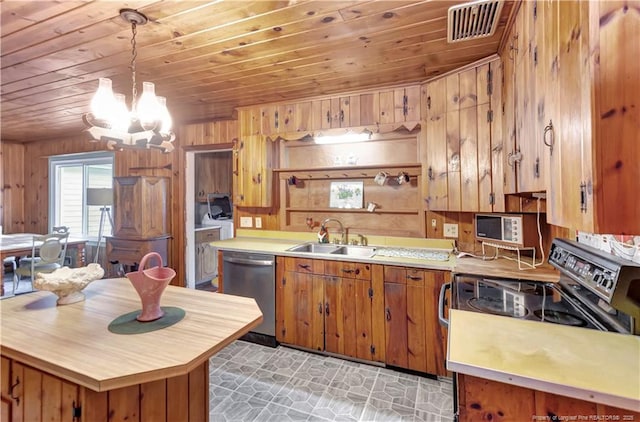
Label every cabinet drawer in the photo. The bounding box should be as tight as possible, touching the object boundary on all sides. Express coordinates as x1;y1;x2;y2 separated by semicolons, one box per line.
384;266;407;284
325;261;371;280
106;237;168;267
195;228;220;243
284;257;324;274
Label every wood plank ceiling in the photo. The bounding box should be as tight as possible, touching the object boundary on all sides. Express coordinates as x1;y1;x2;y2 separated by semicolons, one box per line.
1;0;514;143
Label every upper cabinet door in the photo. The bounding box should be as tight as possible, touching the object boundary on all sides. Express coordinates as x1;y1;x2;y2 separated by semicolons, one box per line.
424;57;503;213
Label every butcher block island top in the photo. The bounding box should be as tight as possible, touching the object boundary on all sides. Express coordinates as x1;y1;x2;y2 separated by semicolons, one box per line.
0;278;263;392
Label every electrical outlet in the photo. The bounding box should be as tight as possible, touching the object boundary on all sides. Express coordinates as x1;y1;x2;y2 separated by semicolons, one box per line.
431;219;437;228
444;223;458;238
240;216;253;228
255;217;262;228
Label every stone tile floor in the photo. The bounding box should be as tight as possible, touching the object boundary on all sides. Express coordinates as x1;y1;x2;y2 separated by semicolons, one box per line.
209;340;455;422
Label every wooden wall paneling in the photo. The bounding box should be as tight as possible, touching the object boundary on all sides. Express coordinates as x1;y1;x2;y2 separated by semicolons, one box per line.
349;95;361;127
490;59;506;212
370;264;386;363
188;362;208;422
501;27;518;195
477;102;493;212
355;278;373;361
458;374;536;421
333;97;347;128
320;99;332;130
261;104;276;135
141;379;167;422
556;1;585;229
404;85;421;122
592;0;640;234
0;142;25;233
406;281;427;373
446;109;461;211
534;390;597;418
295;102;312;132
460;105;479;212
166;374;189;422
278;103;295;133
379;90;395;124
107;384;140;422
359;92;380;126
425;78;448;211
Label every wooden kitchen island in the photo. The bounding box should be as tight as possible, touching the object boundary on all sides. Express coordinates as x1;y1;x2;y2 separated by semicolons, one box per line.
0;278;263;421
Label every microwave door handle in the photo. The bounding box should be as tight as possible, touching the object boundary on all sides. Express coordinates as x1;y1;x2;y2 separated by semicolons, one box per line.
438;282;452;328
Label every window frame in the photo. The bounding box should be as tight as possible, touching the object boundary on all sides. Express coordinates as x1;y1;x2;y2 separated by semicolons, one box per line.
48;151;114;240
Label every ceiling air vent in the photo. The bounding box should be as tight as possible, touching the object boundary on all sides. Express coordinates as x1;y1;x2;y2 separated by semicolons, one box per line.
447;0;504;43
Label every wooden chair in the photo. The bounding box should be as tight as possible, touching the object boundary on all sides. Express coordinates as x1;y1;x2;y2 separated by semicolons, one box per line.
15;232;69;293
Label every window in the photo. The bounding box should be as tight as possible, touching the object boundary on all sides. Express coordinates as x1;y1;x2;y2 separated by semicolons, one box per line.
49;152;114;240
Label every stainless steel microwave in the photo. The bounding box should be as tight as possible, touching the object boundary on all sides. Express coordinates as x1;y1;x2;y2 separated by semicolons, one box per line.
474;214;538;248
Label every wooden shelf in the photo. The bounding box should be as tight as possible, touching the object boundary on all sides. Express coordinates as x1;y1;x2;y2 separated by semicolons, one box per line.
285;207;419;214
274;163;421;173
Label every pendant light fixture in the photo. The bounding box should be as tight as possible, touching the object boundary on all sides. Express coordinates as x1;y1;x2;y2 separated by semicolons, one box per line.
82;9;175;153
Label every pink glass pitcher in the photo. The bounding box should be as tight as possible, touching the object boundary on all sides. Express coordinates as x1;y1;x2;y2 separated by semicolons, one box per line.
126;252;176;322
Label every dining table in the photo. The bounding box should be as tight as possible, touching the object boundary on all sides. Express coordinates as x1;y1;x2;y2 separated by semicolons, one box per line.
0;233;88;296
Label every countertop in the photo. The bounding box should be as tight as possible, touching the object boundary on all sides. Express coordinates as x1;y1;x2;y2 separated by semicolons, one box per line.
0;278;262;392
447;309;640;411
210;229;560;281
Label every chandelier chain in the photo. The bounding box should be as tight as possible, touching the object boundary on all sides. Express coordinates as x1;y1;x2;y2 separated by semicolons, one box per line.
130;21;138;112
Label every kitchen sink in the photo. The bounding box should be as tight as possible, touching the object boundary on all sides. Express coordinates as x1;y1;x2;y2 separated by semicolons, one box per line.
331;245;377;257
287;243;377;258
287;243;342;254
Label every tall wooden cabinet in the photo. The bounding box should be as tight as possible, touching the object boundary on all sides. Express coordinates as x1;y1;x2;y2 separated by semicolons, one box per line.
106;176;170;267
423;56;504;212
501;0;639;233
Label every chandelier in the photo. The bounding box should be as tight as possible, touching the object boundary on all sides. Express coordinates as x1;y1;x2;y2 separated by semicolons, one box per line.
83;9;175;153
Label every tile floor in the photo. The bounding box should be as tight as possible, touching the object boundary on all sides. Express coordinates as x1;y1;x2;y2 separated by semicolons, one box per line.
209;340;455;422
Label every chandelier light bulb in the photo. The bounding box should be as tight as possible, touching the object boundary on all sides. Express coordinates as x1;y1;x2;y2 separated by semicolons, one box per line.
82;9;174;153
90;78;116;121
157;96;173;134
137;81;161;130
111;93;130;133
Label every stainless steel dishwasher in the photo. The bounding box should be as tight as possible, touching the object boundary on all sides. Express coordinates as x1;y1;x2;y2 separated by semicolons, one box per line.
222;250;276;346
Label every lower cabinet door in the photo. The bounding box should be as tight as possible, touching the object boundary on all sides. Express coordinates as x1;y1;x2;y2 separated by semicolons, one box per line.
384;282;408;368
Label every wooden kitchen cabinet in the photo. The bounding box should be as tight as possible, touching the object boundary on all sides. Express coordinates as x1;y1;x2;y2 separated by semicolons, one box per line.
108;176;170;267
501;1;639;233
457;374;640;422
550;0;640;233
195;227;220;284
113;176;168;239
424;57;504;212
1;356;79;422
383;266;450;376
194;151;233;201
233;134;275;207
275;257;384;363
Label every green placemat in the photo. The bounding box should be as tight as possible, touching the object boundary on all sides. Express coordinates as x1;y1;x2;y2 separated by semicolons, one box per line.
108;306;186;335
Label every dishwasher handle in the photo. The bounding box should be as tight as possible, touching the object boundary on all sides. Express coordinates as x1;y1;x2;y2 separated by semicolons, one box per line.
223;256;274;266
438;282;452;328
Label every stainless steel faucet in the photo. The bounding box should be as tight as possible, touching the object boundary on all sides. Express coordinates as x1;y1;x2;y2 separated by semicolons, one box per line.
320;218;346;244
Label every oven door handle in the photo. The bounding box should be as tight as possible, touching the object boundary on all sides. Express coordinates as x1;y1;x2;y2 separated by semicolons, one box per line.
438;282;451;328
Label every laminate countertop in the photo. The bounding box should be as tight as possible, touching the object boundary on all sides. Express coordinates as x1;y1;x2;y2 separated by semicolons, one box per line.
210;230;560;281
0;278;262;392
447;309;640;412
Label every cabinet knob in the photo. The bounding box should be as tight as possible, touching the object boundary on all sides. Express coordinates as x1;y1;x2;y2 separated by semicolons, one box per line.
385;308;391;321
325;302;330;316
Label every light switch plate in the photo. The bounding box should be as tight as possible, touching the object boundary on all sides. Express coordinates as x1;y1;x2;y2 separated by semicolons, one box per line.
240;216;253;228
255;217;262;228
444;223;458;238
